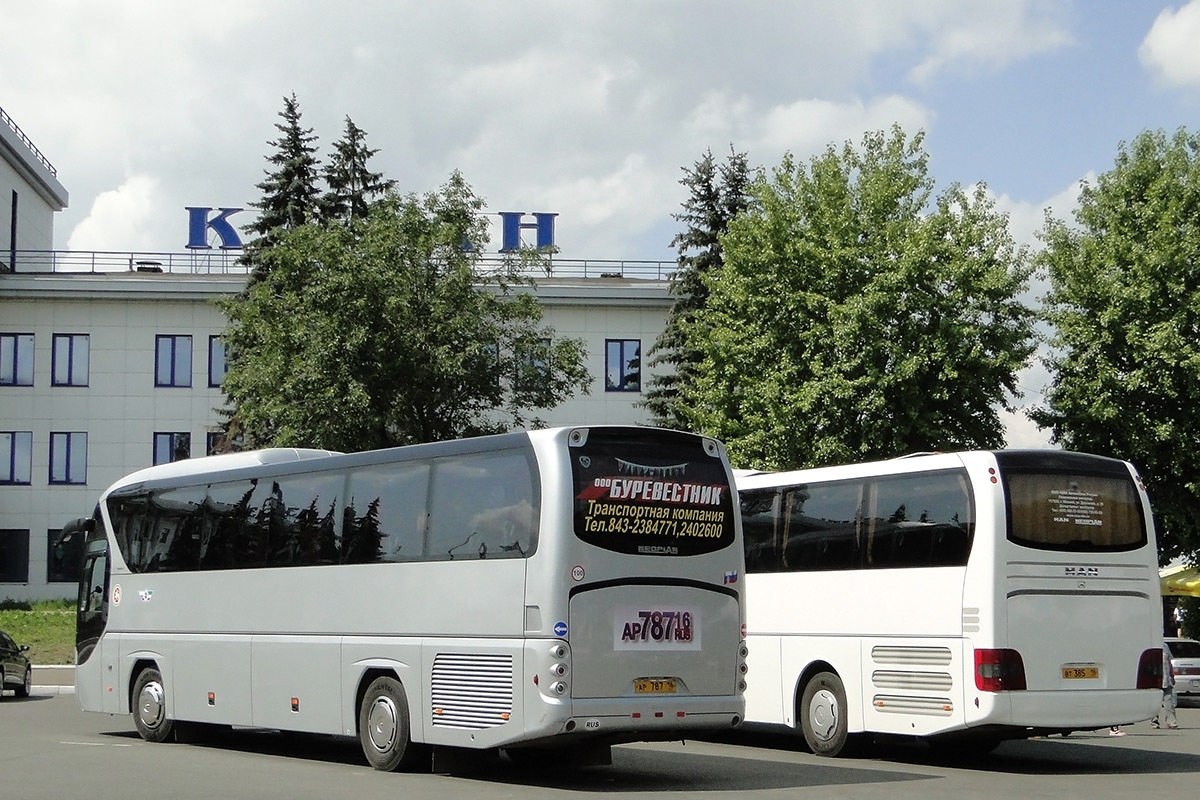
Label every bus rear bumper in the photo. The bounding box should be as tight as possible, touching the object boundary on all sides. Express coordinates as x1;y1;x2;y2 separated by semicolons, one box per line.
990;688;1161;730
558;695;744;740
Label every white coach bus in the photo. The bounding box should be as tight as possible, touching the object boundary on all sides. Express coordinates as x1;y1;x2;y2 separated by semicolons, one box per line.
736;449;1163;756
65;426;747;770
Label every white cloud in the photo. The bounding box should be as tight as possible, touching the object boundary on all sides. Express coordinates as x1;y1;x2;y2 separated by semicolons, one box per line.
66;176;162;252
905;0;1074;85
1140;0;1200;88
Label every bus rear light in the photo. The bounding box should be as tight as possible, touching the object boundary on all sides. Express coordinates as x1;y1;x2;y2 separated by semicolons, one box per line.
551;663;568;677
974;648;1027;691
1137;648;1164;689
551;681;567;695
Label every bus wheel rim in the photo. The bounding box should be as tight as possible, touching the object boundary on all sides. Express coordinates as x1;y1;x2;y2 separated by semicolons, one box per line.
367;696;398;752
809;688;839;741
138;681;166;730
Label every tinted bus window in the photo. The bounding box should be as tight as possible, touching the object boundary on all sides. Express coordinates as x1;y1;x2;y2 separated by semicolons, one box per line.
572;430;735;556
865;470;973;568
1004;471;1146;552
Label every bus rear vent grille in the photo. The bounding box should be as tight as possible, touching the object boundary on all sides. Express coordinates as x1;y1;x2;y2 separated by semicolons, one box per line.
871;670;954;692
870;645;952;667
430;653;514;730
871;694;954;716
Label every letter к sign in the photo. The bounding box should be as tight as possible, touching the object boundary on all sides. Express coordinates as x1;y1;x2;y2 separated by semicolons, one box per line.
186;207;245;250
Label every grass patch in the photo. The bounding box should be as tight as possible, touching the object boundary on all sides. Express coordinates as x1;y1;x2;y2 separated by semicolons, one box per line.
0;599;76;665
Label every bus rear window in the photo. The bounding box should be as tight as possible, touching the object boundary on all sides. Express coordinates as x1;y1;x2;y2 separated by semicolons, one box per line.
1004;471;1146;552
571;429;736;556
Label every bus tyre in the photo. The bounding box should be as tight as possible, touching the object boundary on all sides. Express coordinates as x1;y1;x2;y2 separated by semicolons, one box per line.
132;668;175;743
358;676;421;772
800;671;852;757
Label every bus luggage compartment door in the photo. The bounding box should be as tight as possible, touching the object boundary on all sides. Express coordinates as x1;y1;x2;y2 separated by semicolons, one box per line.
568;583;739;699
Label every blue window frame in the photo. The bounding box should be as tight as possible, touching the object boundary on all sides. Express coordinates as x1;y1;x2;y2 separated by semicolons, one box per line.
208;335;226;388
605;339;641;392
49;431;87;485
155;334;192;387
52;333;90;387
1;333;34;386
154;432;191;465
1;431;33;485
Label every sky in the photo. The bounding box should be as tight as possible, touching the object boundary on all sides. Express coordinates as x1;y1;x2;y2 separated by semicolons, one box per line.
4;0;1200;448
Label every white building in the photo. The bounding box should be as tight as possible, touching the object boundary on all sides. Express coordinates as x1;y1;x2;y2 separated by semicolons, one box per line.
0;106;674;602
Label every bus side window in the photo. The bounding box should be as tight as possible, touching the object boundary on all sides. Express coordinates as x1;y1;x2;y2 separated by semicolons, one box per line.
740;489;781;572
427;450;538;561
782;481;863;572
346;462;429;564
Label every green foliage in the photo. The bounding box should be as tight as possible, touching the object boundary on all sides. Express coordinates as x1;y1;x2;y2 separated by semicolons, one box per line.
218;171;590;452
679;126;1036;470
1033;128;1200;562
643;146;751;429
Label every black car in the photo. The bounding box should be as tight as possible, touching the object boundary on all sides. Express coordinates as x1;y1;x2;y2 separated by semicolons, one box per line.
0;629;32;698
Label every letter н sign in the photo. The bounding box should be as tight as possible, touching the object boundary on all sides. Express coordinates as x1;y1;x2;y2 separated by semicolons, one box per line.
186;207;245;249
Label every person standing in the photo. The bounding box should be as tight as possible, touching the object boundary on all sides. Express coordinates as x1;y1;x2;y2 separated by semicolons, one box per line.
1152;640;1178;729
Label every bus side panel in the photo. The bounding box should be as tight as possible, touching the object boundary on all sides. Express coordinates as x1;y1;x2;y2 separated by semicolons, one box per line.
340;637;423;739
171;635;253;725
251;636;342;733
778;634;863;732
742;635;784;724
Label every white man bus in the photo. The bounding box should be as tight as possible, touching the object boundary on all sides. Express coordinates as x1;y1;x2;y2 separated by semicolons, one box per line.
736;449;1163;756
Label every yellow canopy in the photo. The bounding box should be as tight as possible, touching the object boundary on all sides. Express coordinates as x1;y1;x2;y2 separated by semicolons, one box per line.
1161;563;1200;598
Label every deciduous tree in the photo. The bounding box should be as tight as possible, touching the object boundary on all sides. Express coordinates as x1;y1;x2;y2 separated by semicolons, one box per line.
218;171;589;452
680;126;1036;469
1033;127;1200;562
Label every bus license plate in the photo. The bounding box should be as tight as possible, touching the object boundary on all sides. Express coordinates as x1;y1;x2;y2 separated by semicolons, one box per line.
634;678;677;694
1062;666;1099;680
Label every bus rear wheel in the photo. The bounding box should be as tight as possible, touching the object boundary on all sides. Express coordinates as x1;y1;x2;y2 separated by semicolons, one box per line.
132;667;174;743
358;676;423;772
800;671;853;757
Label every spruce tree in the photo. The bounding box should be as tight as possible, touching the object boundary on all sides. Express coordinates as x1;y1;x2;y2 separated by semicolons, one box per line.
320;116;395;225
245;93;322;248
642;147;750;429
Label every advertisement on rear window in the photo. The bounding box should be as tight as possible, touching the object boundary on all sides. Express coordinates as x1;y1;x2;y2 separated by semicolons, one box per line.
571;431;735;556
1005;472;1146;551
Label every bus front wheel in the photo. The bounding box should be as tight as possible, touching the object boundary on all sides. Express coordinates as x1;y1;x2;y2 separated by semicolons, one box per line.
358;676;423;772
132;667;174;743
800;671;852;757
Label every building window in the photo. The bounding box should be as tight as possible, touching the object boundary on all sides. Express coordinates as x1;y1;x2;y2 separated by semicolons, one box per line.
206;431;228;456
0;530;30;582
155;334;192;387
154;432;191;465
47;527;84;583
0;333;34;386
1;431;33;485
49;431;87;485
515;337;551;391
52;333;90;387
605;339;641;392
208;335;227;387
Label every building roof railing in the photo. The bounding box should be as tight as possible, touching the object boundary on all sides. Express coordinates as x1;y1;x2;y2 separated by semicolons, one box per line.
0;104;57;177
7;250;677;281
